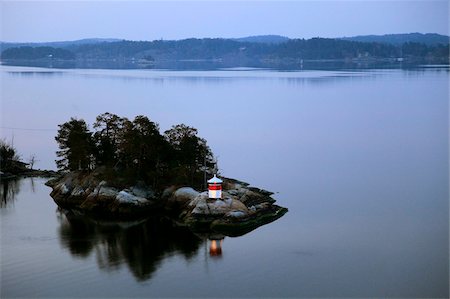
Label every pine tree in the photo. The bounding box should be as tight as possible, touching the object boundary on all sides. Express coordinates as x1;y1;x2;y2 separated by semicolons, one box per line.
55;118;94;171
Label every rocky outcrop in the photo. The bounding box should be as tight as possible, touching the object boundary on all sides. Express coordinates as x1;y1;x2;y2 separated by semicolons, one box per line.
165;187;199;212
164;177;287;236
48;172;287;236
48;171;160;219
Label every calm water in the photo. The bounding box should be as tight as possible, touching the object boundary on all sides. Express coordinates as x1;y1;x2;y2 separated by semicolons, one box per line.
1;66;449;297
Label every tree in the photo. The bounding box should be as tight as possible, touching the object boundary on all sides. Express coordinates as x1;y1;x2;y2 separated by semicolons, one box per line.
164;124;215;187
28;154;37;170
55;118;94;171
0;139;19;172
118;116;160;168
118;115;169;186
129;115;163;169
164;124;198;149
93;112;126;166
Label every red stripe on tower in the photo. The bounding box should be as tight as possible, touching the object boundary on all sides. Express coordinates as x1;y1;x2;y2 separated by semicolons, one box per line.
208;185;222;190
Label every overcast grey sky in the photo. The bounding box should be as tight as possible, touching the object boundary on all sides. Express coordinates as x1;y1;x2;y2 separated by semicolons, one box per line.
1;1;448;42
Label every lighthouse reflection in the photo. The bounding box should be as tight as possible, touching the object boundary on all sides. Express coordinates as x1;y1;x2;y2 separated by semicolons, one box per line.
209;238;224;258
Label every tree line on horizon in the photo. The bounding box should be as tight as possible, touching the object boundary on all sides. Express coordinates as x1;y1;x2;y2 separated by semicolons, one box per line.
1;46;75;60
55;113;216;190
1;37;448;63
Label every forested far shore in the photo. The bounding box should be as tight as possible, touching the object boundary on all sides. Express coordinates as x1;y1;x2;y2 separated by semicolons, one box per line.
1;36;448;64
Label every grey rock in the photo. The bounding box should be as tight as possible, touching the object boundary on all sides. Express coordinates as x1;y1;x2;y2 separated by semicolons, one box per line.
116;190;148;205
131;186;154;199
174;187;199;201
71;186;85;197
225;210;247;218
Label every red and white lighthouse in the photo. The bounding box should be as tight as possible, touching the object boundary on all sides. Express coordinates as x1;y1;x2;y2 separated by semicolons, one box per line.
207;174;223;199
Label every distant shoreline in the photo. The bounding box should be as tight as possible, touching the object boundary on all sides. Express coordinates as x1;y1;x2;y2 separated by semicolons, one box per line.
1;35;448;70
0;169;59;181
2;57;448;71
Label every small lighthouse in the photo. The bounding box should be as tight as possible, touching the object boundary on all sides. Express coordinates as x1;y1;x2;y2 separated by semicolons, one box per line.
207;174;223;199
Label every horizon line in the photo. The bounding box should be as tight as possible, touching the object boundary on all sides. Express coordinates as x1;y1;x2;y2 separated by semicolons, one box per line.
1;32;449;44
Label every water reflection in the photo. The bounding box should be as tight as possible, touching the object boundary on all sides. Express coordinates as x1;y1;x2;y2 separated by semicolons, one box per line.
0;179;20;208
56;210;218;281
209;238;224;258
4;65;447;93
4;66;379;87
3;59;439;71
7;71;63;77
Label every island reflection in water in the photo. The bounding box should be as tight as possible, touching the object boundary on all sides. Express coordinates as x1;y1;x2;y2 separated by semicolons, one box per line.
1;179;22;208
56;209;226;281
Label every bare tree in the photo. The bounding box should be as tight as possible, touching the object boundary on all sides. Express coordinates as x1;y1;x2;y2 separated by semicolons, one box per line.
28;154;37;170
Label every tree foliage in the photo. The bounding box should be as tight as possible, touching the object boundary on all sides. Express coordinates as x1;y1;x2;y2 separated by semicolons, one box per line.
1;37;449;64
165;124;215;186
0;139;21;172
55;118;94;171
1;46;75;60
2;38;448;64
55;113;216;189
93;112;126;166
51;38;450;62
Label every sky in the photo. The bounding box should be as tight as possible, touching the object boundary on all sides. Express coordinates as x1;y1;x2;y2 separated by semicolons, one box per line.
0;0;449;42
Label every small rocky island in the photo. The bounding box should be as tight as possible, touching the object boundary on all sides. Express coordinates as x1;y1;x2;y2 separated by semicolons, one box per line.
46;112;287;237
47;170;287;237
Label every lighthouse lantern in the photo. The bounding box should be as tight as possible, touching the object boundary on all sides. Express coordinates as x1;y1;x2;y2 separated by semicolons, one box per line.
207;174;223;199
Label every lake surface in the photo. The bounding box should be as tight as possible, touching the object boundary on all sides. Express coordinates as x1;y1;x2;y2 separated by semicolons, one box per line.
1;65;449;297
